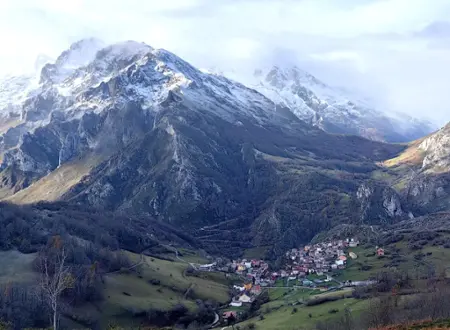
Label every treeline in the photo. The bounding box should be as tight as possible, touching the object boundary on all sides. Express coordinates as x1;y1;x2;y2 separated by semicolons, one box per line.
0;201;196;254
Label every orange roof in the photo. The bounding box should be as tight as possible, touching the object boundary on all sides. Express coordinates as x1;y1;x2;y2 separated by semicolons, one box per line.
339;255;347;261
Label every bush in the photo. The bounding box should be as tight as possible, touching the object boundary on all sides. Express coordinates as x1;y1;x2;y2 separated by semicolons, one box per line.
305;296;342;306
328;309;339;314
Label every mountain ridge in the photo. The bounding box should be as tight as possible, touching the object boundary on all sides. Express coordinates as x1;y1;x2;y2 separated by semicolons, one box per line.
0;38;444;259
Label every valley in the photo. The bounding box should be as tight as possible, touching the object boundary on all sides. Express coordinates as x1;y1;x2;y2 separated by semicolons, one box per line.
0;37;448;330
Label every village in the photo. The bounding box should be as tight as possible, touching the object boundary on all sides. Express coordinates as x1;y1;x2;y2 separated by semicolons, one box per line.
218;237;385;319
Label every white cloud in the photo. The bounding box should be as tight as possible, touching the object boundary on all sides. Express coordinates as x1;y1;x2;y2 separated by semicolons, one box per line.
0;0;449;124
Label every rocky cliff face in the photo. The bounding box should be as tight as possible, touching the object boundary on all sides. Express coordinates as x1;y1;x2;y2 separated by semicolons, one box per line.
382;123;450;216
419;123;450;170
0;39;413;257
357;183;404;222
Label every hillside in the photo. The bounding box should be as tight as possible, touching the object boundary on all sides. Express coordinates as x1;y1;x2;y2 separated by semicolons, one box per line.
0;201;235;329
383;123;450;216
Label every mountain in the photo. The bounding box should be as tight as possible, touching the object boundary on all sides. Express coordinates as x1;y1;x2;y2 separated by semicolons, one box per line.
250;66;435;142
0;39;421;258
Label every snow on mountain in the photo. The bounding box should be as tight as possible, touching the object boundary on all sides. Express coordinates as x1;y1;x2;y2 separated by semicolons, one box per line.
0;74;38;119
248;66;436;142
0;39;299;175
40;38;106;84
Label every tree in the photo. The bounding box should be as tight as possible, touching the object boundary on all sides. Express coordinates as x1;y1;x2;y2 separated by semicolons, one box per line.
39;236;75;330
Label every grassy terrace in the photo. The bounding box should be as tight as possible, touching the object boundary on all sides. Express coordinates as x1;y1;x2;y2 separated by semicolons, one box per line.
237;297;368;330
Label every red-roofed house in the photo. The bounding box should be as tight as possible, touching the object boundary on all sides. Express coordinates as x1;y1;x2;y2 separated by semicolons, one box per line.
250;285;261;295
223;311;237;319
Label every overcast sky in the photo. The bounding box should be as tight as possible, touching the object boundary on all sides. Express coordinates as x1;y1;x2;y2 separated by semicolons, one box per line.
1;0;450;125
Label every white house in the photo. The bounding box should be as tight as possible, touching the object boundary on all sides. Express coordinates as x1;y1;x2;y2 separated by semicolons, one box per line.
239;294;252;303
230;301;243;307
233;285;245;292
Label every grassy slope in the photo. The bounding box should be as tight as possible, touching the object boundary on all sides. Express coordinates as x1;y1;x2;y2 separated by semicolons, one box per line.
237;298;368;330
0;250;37;284
71;252;230;327
335;235;450;282
7;153;105;204
0;249;230;328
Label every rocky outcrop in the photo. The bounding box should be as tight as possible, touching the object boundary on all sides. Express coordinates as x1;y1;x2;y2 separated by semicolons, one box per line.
419;123;450;170
357;183;405;223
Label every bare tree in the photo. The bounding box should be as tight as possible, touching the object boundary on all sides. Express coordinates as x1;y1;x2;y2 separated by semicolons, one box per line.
39;236;75;330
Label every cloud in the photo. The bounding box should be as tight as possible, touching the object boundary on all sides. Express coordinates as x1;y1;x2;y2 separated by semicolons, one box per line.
0;0;449;124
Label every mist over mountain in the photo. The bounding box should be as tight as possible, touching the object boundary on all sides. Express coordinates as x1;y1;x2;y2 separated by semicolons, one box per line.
0;39;429;257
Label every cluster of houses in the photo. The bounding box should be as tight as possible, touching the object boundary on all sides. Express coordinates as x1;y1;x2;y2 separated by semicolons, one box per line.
227;259;269;307
221;238;386;322
282;238;360;278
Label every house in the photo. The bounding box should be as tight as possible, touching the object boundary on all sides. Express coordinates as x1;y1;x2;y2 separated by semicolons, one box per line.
250;285;262;295
244;283;253;291
244;262;252;269
335;260;344;266
230;301;242;307
237;264;246;272
339;256;347;262
223;311;237;319
349;238;359;248
349;252;357;259
377;248;385;256
239;294;252;303
251;260;261;267
302;279;314;287
233;285;245;292
331;264;338;270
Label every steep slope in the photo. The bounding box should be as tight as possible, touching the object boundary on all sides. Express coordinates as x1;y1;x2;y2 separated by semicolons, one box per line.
0;39;408;258
251;66;435;142
385;123;450;215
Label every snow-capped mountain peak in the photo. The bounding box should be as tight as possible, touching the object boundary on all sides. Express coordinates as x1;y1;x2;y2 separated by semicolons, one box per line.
40;38;106;84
